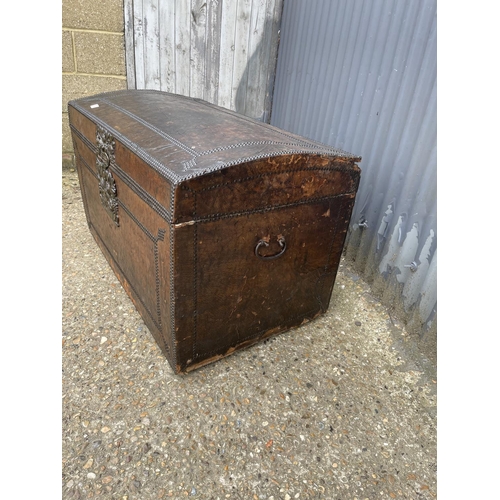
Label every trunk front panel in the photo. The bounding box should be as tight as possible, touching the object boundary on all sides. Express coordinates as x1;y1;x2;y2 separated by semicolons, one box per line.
175;194;354;371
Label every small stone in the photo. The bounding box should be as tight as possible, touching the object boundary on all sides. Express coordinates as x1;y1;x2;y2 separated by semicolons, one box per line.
262;421;269;427
285;495;291;500
72;489;82;500
101;426;111;433
102;476;113;484
101;336;108;344
190;488;197;496
66;480;74;488
355;321;362;326
87;473;96;480
83;458;93;469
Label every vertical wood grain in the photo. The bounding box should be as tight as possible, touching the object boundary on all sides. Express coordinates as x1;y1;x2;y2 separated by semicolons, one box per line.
144;0;161;89
159;0;176;92
190;0;208;99
128;0;282;120
133;0;145;89
124;0;136;88
218;0;238;110
232;0;252;112
175;0;191;96
259;0;283;122
204;0;223;104
244;0;266;118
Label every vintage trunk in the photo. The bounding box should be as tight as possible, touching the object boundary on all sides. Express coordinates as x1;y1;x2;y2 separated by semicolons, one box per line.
68;90;361;374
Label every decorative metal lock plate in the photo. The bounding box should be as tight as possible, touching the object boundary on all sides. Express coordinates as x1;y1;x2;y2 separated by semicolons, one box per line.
96;126;119;226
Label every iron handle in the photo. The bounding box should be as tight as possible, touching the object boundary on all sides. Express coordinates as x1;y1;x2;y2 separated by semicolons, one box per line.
255;236;287;260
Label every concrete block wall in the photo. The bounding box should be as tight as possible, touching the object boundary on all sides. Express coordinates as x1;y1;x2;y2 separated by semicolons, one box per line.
62;0;127;168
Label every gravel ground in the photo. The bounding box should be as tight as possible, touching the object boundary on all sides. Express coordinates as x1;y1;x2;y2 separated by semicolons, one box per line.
62;169;437;499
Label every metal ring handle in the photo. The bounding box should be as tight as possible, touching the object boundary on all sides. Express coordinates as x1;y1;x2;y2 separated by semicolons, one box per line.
255;236;286;260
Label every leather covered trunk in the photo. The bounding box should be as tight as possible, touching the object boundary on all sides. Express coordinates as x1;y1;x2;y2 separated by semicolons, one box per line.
68;90;361;374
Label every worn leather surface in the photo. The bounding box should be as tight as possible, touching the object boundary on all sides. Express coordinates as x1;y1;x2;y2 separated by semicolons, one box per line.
69;90;360;182
68;90;361;373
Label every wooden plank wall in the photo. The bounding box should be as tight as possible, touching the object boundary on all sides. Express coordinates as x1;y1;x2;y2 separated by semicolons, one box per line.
124;0;283;122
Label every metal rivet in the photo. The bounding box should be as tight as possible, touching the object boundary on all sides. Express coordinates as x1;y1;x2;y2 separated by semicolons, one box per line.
358;217;368;229
404;261;419;272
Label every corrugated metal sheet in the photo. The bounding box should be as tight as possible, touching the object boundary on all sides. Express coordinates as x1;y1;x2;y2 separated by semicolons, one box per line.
271;0;437;342
124;0;283;122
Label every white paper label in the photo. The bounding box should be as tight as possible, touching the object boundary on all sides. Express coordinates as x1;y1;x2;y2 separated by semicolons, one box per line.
90;104;99;109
